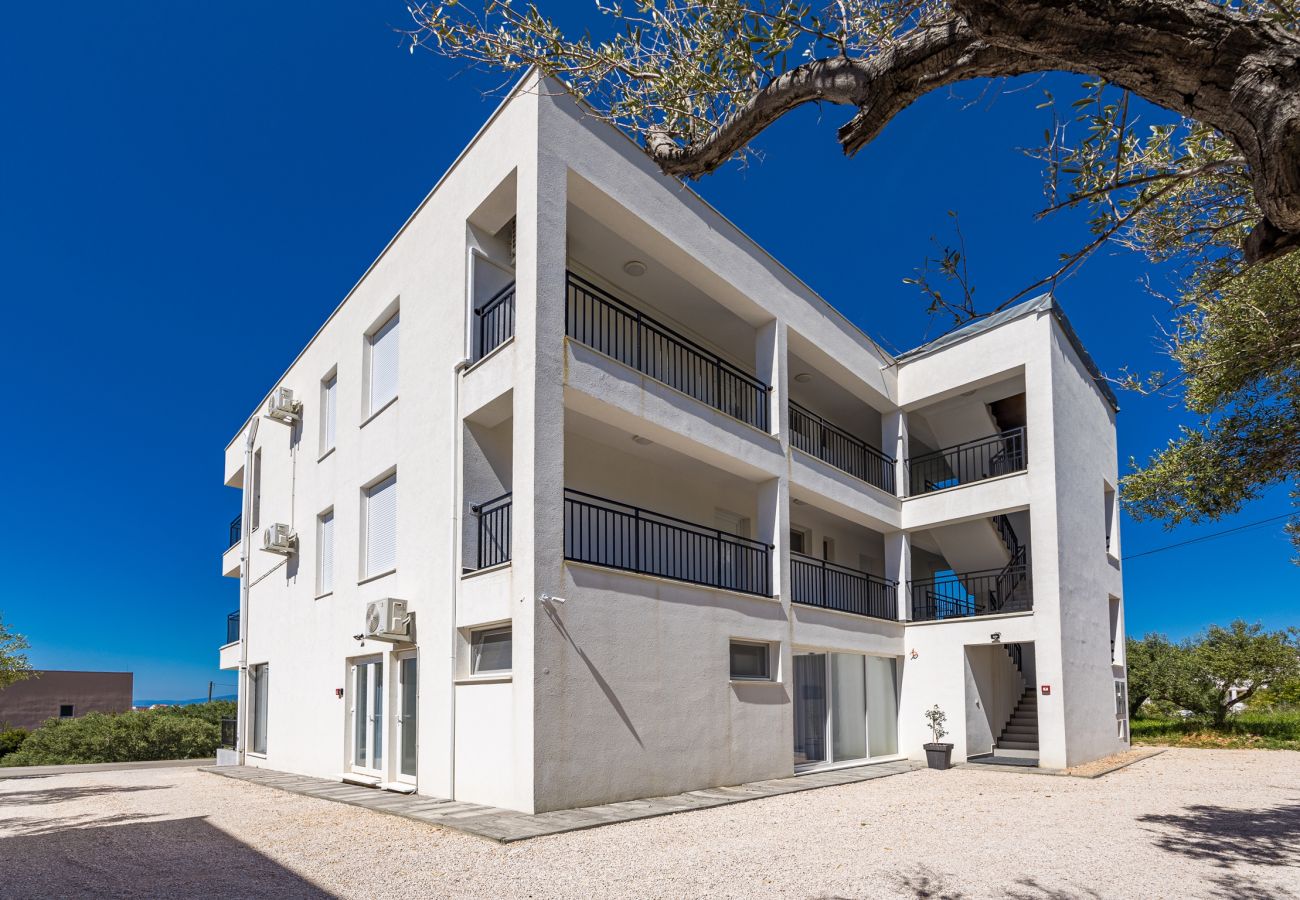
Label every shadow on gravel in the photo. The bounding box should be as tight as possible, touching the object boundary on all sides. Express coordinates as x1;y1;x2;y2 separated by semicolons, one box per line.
0;816;336;898
0;784;171;806
1138;800;1300;868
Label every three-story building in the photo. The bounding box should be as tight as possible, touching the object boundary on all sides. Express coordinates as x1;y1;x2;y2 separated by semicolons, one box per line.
217;72;1129;813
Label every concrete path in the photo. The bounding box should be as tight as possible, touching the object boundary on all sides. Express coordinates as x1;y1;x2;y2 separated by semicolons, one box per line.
203;758;920;842
0;758;214;779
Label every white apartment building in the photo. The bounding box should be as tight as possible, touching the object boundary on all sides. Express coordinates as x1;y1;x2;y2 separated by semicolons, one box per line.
217;73;1129;813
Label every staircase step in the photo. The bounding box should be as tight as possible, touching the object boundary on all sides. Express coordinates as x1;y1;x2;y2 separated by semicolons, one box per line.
999;739;1040;750
1004;724;1037;734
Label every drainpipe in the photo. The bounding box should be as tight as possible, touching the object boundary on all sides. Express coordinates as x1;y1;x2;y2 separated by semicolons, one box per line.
237;416;260;765
448;357;471;795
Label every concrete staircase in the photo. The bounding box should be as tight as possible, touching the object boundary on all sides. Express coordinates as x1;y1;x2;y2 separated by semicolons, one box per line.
998;687;1039;751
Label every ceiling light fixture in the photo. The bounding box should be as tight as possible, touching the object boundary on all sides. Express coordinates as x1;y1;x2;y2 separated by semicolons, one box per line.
632;435;653;445
622;260;647;277
794;373;813;384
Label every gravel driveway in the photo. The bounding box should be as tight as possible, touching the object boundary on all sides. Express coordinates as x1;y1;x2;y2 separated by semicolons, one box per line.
1;749;1296;899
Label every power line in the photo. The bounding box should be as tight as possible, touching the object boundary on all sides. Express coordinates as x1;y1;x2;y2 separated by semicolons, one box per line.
1122;513;1294;562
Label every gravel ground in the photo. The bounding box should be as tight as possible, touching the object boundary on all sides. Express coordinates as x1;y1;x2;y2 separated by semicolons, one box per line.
0;748;1296;899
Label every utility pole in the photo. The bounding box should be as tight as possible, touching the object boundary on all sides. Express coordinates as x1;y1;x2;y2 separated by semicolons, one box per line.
208;681;213;703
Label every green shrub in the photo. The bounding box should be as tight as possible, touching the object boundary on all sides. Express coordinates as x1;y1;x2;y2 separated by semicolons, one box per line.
0;727;28;758
1131;709;1300;750
0;702;233;767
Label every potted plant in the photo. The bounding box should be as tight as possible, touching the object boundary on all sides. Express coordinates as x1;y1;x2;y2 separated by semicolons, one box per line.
923;705;954;769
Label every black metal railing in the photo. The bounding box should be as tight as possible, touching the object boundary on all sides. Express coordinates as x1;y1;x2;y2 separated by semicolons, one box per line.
226;610;240;645
228;514;241;549
565;272;770;431
907;427;1027;496
220;717;237;750
909;561;1032;621
789;401;895;494
993;513;1020;557
474;282;516;361
471;492;513;569
791;553;897;620
564;489;772;596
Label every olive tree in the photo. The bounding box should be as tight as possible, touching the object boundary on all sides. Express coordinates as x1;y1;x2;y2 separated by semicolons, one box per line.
406;0;1300;551
0;616;31;691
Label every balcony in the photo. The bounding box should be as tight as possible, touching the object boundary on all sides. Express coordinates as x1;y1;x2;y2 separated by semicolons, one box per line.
907;428;1026;497
226;610;240;644
791;553;897;620
228;514;241;549
909;555;1032;622
219;611;240;670
473;282;516;361
470;492;512;570
790;401;895;495
564;489;772;596
565;272;770;432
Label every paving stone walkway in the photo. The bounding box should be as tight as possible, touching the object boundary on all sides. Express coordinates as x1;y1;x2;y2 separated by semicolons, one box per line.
202;759;921;843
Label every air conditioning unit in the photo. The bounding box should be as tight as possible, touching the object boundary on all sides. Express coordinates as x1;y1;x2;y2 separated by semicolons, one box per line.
265;386;302;424
364;598;410;642
261;523;297;555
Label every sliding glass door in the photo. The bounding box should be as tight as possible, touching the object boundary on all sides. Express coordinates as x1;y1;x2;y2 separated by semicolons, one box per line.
794;651;899;769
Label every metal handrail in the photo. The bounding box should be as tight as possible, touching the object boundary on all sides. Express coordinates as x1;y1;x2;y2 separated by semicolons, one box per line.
908;561;1033;622
228;514;241;549
219;717;237;750
790;552;897;620
474;282;516;361
907;427;1027;496
565;272;771;430
789;400;895;494
226;610;240;645
564;488;772;596
471;492;513;570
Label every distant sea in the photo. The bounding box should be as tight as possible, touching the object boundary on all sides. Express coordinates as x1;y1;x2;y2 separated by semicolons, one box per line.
132;694;237;707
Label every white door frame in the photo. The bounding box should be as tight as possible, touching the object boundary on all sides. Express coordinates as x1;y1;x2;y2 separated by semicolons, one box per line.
396;650;418;786
350;655;385;778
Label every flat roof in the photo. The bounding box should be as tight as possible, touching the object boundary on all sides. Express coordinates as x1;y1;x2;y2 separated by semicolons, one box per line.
896;293;1119;411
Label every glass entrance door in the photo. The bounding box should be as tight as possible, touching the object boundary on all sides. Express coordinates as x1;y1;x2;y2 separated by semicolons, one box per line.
397;655;417;784
793;652;828;766
351;658;384;776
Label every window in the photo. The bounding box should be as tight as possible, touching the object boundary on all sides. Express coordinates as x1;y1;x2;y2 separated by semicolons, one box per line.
789;529;806;555
470;625;512;674
249;663;269;754
317;508;335;595
1104;483;1117;555
320;371;337;454
367;311;399;415
363;473;397;578
59;704;74;718
1109;596;1123;664
729;640;771;681
250;449;262;532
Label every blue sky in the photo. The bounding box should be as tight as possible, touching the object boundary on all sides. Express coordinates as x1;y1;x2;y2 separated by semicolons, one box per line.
2;4;1295;700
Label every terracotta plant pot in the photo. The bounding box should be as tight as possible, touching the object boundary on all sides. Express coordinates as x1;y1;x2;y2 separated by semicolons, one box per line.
924;742;954;770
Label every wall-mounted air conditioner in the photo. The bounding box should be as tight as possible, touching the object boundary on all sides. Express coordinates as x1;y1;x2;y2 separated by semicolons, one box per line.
265;386;302;424
261;523;297;555
364;598;410;642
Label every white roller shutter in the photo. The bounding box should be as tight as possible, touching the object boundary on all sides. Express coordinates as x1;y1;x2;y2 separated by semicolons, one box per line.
317;509;335;594
368;312;399;413
364;474;397;576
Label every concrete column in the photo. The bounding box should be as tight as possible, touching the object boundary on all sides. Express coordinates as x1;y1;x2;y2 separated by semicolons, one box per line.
885;531;911;622
510;82;569;812
883;409;908;498
755;320;789;603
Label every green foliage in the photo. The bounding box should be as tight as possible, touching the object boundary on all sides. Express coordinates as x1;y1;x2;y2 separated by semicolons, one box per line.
923;704;948;743
0;702;234;767
1127;621;1300;726
1131;709;1300;750
0;614;32;690
0;728;28;759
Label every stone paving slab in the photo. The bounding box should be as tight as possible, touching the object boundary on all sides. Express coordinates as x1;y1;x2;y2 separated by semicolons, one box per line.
202;758;920;843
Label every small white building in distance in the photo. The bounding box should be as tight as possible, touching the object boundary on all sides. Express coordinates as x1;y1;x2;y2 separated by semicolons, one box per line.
217;72;1129;813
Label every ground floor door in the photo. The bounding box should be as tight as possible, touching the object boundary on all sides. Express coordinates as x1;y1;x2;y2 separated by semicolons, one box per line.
397;654;418;785
794;651;900;769
351;657;384;777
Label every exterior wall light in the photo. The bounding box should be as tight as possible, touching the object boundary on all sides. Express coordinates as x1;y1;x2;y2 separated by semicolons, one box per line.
990;632;1002;642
